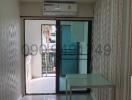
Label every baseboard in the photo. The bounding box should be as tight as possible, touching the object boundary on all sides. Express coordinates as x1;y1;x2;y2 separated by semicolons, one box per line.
18;95;23;100
91;92;97;100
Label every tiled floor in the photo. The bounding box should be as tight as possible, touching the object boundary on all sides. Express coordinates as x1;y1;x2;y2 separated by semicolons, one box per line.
22;94;93;100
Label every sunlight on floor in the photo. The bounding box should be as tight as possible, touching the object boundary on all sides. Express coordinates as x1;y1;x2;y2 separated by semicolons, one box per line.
26;77;56;94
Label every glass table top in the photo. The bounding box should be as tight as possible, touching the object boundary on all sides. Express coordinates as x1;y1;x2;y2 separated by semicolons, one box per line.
66;73;114;87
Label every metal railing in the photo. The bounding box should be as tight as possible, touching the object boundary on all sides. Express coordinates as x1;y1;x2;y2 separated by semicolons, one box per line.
42;51;56;76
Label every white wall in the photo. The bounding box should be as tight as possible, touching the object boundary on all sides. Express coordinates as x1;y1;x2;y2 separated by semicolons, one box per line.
25;20;56;78
20;2;94;17
0;0;22;100
78;3;94;17
20;2;41;16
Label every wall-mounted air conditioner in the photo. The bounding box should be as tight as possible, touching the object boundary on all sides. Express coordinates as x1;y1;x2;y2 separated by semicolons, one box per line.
43;2;78;16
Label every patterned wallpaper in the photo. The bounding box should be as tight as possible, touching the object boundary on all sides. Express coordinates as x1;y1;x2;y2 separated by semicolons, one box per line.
92;0;132;100
0;0;22;100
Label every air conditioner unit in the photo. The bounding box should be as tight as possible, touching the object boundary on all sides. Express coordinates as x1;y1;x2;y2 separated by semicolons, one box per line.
43;2;78;16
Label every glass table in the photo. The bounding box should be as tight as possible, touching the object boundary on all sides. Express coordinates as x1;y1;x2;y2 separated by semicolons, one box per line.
66;73;115;100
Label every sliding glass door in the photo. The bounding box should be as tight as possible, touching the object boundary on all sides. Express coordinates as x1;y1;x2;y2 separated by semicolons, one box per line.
24;19;92;94
58;20;92;92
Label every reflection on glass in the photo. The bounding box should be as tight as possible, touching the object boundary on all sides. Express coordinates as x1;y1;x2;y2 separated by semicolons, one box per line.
59;21;89;91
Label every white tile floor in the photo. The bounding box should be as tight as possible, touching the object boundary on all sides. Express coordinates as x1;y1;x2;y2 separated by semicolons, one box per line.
22;94;93;100
26;77;56;94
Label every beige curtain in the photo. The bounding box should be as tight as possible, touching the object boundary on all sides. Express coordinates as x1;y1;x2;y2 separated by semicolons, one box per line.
92;0;132;100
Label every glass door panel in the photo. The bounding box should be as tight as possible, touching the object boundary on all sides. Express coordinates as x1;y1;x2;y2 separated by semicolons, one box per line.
59;21;89;91
60;25;79;76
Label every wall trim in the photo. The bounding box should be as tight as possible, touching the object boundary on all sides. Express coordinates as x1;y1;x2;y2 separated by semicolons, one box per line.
91;91;97;100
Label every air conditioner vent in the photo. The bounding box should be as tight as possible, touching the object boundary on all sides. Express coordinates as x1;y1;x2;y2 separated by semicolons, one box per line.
42;1;78;16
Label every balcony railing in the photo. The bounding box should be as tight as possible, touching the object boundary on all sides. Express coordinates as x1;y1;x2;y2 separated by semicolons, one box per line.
42;51;56;76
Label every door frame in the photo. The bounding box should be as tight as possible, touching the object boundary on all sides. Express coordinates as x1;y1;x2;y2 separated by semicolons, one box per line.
21;16;93;95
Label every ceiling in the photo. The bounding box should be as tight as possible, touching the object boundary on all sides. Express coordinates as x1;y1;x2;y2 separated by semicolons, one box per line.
20;0;96;3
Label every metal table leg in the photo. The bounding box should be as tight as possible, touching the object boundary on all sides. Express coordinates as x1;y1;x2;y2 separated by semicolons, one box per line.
66;79;68;100
70;87;72;100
